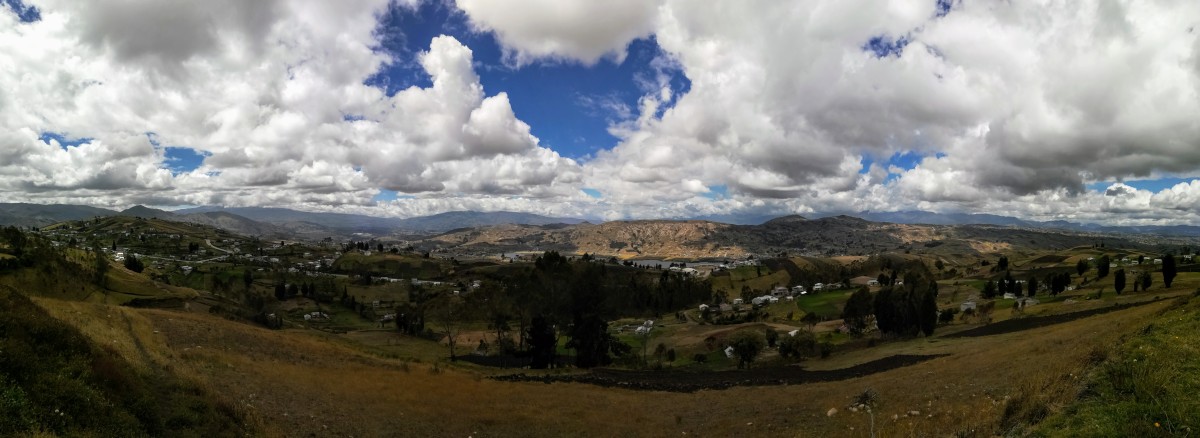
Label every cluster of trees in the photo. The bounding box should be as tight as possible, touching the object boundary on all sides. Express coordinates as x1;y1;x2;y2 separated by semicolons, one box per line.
346;240;394;253
873;278;938;337
1044;272;1072;295
274;281;330;301
397;251;710;369
123;253;144;273
842;269;940;338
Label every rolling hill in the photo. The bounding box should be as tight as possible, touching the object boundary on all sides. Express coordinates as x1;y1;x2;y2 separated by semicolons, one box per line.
418;214;1169;260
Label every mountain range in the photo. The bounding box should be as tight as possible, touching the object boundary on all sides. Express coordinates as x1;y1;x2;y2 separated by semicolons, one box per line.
2;203;1199;239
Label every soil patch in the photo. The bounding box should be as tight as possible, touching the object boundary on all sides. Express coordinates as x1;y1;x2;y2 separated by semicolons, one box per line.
944;299;1163;339
492;354;947;393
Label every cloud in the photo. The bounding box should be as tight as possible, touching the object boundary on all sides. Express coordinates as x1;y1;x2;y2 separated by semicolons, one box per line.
571;0;1200;223
456;0;659;65
3;0;1200;226
0;1;578;211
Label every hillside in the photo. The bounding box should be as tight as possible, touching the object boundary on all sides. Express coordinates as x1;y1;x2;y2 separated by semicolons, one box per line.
419;215;1162;260
176;211;287;237
0;203;117;227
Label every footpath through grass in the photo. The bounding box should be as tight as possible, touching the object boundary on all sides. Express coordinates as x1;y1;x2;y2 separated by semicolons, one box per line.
1034;292;1200;437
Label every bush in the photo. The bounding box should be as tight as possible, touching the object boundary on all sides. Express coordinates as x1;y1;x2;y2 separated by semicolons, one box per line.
692;353;708;363
819;341;834;358
778;331;816;360
728;330;766;369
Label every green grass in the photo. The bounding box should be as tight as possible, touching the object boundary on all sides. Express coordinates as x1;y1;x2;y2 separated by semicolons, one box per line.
1035;293;1200;436
793;289;854;318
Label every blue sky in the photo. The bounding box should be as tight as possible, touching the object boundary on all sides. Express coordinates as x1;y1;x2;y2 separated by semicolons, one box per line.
364;1;687;161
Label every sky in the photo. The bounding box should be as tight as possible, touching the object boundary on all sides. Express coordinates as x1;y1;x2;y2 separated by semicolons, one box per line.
2;0;1200;226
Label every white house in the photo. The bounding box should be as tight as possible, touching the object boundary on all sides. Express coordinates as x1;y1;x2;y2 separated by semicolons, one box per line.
812;283;825;292
867;279;880;287
791;285;806;294
771;286;789;297
1003;292;1017;300
732;298;744;305
960;301;977;312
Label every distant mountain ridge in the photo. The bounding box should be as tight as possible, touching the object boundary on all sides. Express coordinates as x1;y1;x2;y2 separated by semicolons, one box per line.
173;207;587;233
394;210;588;232
0;203;117;228
838;210;1200;237
2;203;1198;238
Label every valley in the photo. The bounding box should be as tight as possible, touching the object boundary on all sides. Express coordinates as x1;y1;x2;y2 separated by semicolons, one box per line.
2;212;1199;436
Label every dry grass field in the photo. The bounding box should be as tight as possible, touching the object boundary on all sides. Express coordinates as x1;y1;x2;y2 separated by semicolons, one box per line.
29;274;1196;437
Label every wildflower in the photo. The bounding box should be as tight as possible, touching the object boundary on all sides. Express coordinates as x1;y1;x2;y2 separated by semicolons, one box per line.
1156;422;1161;428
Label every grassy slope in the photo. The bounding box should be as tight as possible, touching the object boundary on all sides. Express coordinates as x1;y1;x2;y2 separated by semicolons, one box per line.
1034;292;1200;436
0;288;250;437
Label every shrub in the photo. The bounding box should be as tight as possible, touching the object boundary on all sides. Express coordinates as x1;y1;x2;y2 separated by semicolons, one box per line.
727;330;766;369
778;331;816;360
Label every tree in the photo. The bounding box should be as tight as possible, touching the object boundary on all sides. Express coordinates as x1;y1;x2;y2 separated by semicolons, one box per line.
841;287;874;336
919;287;937;337
765;327;779;348
1097;255;1110;278
1141;271;1153;291
778;330;816;360
1077;259;1089;276
982;280;997;299
1;226;28;256
1163;254;1177;288
527;315;557;369
997;256;1009;271
934;259;944;271
1026;276;1037;297
666;348;676;365
123;253;144;273
728;330;766;369
1003;271;1021;298
92;243;109;287
430;294;466;360
242;269;253;292
1114;269;1126;295
801;311;821;331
